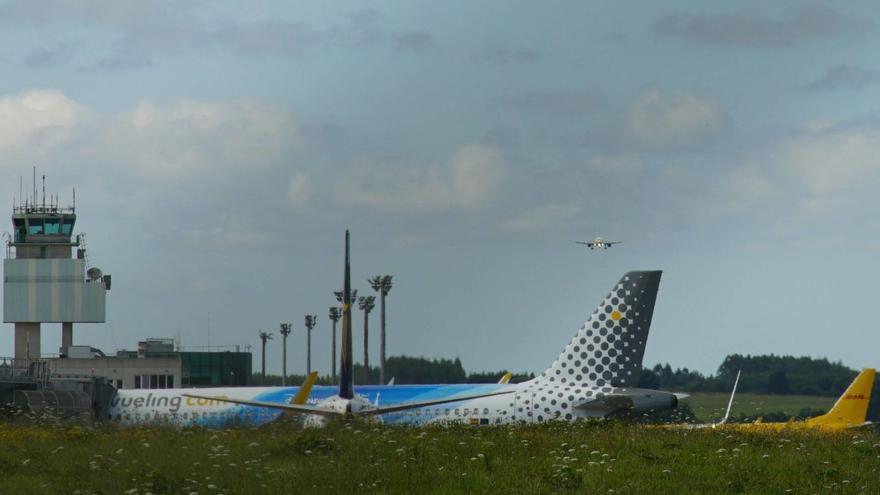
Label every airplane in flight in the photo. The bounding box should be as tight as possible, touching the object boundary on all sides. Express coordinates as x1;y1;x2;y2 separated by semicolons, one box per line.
670;368;876;432
575;236;622;250
109;232;678;427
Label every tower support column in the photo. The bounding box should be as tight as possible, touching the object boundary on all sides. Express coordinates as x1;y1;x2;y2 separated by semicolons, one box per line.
14;322;40;361
61;322;73;355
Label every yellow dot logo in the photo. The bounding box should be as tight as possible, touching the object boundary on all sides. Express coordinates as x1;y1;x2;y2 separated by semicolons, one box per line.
611;310;621;321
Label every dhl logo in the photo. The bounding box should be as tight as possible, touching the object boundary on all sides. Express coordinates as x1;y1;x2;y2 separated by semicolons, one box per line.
844;394;866;400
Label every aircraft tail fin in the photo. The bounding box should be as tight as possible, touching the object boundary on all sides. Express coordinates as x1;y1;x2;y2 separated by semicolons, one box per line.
539;271;662;388
719;369;741;425
339;230;355;400
498;372;512;385
290;371;319;405
806;368;875;427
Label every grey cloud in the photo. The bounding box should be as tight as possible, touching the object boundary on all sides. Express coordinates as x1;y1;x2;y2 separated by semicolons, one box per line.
393;31;433;54
803;64;879;91
0;1;432;69
481;126;520;147
473;39;541;64
24;41;81;69
502;89;605;117
654;5;855;48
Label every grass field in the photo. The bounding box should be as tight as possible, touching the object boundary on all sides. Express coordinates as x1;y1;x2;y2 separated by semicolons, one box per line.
1;421;878;494
684;393;838;423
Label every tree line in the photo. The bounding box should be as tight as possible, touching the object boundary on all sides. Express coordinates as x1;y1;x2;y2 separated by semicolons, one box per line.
637;353;859;396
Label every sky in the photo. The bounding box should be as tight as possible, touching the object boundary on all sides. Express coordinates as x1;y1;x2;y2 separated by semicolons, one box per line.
1;1;879;377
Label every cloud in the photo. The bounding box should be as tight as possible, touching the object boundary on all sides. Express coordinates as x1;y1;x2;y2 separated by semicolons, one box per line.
0;89;299;184
626;89;724;150
654;5;855;48
287;173;313;208
473;39;541;64
99;99;299;181
0;89;88;163
0;2;433;69
781;126;880;195
393;31;433;54
500;203;579;233
336;143;505;213
24;41;82;69
802;64;880;91
503;88;604;117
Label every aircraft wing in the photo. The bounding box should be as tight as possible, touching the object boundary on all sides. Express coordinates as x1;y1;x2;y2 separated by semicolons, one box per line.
605;240;623;246
574;241;594;246
358;390;515;417
181;393;341;417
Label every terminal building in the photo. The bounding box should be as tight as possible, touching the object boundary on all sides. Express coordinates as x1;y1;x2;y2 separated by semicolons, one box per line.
49;338;253;389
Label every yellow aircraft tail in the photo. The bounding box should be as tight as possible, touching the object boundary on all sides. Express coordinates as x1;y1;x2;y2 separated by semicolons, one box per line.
806;368;875;428
291;371;319;405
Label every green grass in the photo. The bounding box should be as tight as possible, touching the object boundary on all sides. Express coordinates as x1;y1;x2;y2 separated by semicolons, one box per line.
684;393;838;422
0;421;878;494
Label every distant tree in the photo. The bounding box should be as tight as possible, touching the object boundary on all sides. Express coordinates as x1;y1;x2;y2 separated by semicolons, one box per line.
767;370;789;394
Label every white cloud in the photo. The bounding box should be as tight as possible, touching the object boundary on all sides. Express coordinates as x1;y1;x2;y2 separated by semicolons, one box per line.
101;99;298;181
0;89;88;163
782;127;880;194
287;172;313;207
0;90;300;183
626;89;724;150
336;143;505;213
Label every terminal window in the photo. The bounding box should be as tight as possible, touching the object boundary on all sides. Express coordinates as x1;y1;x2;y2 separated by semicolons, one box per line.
134;374;176;389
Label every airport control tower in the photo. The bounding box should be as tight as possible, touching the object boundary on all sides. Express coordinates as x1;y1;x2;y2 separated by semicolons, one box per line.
3;182;109;361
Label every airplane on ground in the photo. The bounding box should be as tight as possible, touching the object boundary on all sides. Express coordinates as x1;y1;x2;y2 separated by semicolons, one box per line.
109;231;677;427
575;236;622;250
670;368;876;432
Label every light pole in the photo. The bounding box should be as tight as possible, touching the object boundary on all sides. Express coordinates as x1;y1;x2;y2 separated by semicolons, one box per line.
358;295;375;384
328;307;340;384
258;331;273;380
304;314;317;374
369;275;393;385
279;323;292;386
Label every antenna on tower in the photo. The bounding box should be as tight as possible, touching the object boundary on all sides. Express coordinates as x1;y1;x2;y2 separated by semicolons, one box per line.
42;174;45;210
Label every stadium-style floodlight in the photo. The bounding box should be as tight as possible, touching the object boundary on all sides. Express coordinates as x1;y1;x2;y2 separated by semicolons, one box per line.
258;331;273;379
369;275;393;385
304;314;317;374
357;295;376;384
335;289;357;303
279;323;292;386
328;307;341;384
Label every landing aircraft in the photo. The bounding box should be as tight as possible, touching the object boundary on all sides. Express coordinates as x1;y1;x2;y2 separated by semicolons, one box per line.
109;232;677;426
575;236;622;250
671;368;876;432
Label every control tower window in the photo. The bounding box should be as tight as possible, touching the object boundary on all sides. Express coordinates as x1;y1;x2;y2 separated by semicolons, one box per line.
27;218;43;235
62;219;74;236
44;219;60;235
13;218;25;242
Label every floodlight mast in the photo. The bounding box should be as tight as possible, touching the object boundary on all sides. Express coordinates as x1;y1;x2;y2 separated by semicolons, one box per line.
328;307;341;384
279;323;292;386
304;314;317;374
